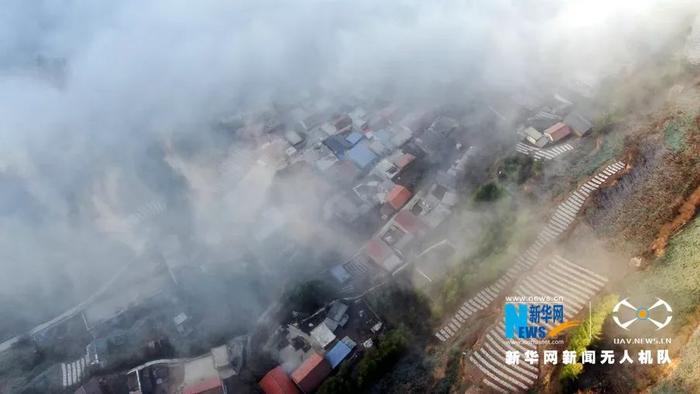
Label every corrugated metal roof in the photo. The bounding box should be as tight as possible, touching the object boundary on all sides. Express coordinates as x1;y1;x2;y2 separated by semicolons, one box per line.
259;366;300;394
365;238;402;271
347;142;378;170
345;131;363;146
386;185;413;210
394;210;429;236
325;341;353;369
563;111;592;136
329;265;351;283
291;353;331;393
310;322;336;348
543;122;572;142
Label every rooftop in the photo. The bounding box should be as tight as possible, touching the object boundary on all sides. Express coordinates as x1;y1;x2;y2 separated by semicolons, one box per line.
563;111;593;136
365;238;402;272
386;185;413;210
259;366;300;394
325;340;354;369
329;264;351;284
346;141;378;170
290;353;331;393
393;210;429;236
182;355;223;394
543;122;572;142
310;322;336;348
183;376;223;394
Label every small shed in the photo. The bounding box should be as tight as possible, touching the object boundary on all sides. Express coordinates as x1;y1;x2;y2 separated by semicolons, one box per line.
522;127;548;147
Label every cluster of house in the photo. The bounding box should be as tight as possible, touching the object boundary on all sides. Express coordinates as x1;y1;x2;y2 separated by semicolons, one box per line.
290;105;437;227
224;99;476;282
329;145;474;284
122;336;246;394
41;99;475;394
258;342;352;394
205;98;479;291
250;99;467;226
517;94;593;148
258;300;381;394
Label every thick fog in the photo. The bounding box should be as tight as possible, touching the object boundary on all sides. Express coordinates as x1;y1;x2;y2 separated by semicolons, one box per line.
1;0;698;337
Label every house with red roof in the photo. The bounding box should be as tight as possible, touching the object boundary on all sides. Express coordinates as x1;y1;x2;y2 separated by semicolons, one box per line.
385;185;413;210
364;238;403;272
290;353;331;393
259;366;300;394
393;210;430;237
543;122;572;142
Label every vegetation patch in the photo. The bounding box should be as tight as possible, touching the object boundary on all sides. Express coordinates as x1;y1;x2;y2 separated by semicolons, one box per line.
653;326;700;393
559;294;619;382
573;133;625;179
585;119;700;254
366;282;434;337
498;155;542;185
317;327;409;394
625;217;700;322
279;280;335;322
432;348;462;393
473;181;504;202
428;199;536;318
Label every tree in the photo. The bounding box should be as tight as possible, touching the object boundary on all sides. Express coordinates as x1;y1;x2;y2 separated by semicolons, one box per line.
281;280;333;319
355;328;409;388
473;182;503;202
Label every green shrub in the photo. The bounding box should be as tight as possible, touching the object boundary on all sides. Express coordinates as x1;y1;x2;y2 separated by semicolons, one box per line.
560;362;584;381
318;328;409;393
559;294;619;381
473;182;504;202
356;328;409;387
501;156;541;184
663;116;693;152
281;280;333;317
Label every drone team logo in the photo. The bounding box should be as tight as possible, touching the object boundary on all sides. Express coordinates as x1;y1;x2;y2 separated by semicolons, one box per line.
612;297;673;330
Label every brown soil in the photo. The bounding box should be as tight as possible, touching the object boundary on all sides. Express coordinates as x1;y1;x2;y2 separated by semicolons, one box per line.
649;184;700;257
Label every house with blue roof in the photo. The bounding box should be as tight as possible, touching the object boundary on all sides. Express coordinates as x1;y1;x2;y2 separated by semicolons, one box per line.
323;134;353;158
346;141;378;171
324;337;356;368
345;131;364;146
329;265;351;284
